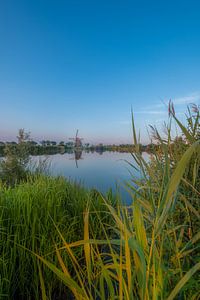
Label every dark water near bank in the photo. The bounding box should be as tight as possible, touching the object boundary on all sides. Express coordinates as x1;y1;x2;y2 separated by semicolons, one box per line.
32;151;149;204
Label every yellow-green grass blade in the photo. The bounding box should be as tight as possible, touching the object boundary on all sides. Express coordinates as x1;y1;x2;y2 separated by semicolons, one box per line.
128;237;147;299
38;261;47;300
55;245;80;300
169;103;196;143
166;262;200;300
100;268;115;300
124;228;132;293
133;201;148;251
35;253;88;299
131;109;139;150
119;235;123;300
49;216;92;297
178;231;200;257
84;206;92;288
100;195;131;237
155;140;200;235
180;194;200;219
55;245;70;276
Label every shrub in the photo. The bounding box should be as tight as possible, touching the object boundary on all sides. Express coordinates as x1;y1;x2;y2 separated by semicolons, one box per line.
0;129;31;185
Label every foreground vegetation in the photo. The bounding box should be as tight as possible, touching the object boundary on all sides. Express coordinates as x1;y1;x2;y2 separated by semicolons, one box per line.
0;176;118;299
0;103;199;299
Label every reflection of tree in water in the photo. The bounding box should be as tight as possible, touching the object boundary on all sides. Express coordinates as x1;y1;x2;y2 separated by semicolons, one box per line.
65;149;74;154
59;146;65;154
96;148;103;155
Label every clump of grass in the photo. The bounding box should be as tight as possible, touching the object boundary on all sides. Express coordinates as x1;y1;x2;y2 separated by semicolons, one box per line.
0;175;117;299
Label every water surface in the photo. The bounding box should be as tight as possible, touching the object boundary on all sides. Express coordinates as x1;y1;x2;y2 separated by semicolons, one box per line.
33;151;149;204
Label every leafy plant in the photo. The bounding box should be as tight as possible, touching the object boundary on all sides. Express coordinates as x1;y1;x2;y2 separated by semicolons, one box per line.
0;129;31;185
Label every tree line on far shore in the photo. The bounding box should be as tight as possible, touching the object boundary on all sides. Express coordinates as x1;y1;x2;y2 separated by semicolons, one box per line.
0;134;160;156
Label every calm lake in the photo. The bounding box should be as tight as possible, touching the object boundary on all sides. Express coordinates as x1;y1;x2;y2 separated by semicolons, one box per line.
32;151;149;204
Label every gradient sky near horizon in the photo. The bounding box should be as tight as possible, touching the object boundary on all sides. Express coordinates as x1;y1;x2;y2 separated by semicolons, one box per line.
0;0;200;144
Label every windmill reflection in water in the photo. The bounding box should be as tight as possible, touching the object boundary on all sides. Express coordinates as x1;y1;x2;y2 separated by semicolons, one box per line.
69;149;83;168
69;130;84;168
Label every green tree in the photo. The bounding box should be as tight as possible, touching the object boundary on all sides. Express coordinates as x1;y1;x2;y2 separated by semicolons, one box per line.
46;140;51;146
0;129;31;185
40;140;46;146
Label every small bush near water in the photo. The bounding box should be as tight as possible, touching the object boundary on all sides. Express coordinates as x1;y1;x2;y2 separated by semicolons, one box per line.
0;129;31;186
0;103;199;299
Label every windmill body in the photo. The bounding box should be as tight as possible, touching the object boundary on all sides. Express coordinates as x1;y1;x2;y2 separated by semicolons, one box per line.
69;130;84;149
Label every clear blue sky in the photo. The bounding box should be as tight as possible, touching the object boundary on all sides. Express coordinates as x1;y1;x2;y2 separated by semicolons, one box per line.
0;0;200;144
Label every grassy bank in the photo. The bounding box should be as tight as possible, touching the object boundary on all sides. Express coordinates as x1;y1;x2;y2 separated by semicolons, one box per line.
0;176;117;299
0;103;199;299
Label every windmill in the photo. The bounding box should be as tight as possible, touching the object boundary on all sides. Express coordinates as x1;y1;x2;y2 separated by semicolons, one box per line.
69;130;84;148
